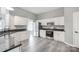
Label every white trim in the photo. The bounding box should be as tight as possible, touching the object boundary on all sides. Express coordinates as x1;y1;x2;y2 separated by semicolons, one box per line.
39;36;79;48
64;41;79;48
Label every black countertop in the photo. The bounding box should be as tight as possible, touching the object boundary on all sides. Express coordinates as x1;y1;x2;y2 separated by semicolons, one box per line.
0;29;26;33
0;29;26;37
40;28;64;32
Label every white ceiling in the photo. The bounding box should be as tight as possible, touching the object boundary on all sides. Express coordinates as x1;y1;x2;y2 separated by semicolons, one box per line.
21;7;60;14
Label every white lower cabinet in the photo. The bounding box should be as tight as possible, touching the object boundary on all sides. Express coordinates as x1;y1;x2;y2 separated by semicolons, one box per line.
14;31;28;45
15;31;26;41
8;47;20;52
10;31;28;46
40;30;46;38
54;31;65;42
0;36;10;51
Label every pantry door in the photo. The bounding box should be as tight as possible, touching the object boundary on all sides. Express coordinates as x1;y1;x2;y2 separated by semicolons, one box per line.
73;12;79;47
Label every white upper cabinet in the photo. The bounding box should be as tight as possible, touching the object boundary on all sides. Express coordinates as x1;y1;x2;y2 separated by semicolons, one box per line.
37;18;56;25
55;17;64;25
54;31;65;42
37;19;47;25
14;16;27;25
37;16;64;26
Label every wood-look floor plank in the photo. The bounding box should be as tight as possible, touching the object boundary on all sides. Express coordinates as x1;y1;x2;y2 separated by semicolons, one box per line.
20;37;79;52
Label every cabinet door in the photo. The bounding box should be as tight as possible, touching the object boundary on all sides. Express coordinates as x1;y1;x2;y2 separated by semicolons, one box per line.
58;17;64;25
54;31;59;41
55;17;58;25
59;32;65;42
9;15;15;29
41;22;47;25
0;37;8;51
40;30;46;38
73;12;79;47
54;31;65;42
15;31;27;41
14;16;26;25
55;17;64;25
40;20;47;25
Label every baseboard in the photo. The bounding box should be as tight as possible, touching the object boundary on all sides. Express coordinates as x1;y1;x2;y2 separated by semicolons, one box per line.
54;39;79;48
64;42;79;48
38;36;79;48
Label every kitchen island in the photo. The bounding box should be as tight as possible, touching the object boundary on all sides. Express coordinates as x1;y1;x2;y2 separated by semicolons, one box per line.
0;29;26;52
0;29;26;37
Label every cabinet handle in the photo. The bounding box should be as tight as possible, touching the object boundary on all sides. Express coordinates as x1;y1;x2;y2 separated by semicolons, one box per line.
75;31;79;33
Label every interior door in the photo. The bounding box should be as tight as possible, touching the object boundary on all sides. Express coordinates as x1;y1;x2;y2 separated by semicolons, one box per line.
73;12;79;47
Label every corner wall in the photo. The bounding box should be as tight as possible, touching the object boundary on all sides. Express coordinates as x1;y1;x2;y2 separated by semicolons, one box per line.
64;7;79;45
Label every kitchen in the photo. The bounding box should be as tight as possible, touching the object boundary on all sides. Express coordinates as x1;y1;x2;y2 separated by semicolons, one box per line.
0;7;79;52
37;16;64;42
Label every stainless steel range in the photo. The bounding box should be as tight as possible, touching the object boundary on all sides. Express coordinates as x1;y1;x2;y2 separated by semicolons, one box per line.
46;30;53;37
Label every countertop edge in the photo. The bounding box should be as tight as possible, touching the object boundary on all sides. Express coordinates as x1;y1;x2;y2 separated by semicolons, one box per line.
3;44;22;52
40;28;65;32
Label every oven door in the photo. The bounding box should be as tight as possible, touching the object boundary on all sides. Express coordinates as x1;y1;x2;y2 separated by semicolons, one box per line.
46;31;53;37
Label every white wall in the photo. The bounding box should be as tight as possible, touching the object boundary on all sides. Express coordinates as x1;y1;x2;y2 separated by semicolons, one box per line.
64;8;73;45
64;7;79;45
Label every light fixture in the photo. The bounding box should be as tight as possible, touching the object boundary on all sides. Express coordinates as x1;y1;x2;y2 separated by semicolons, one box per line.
6;7;14;11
